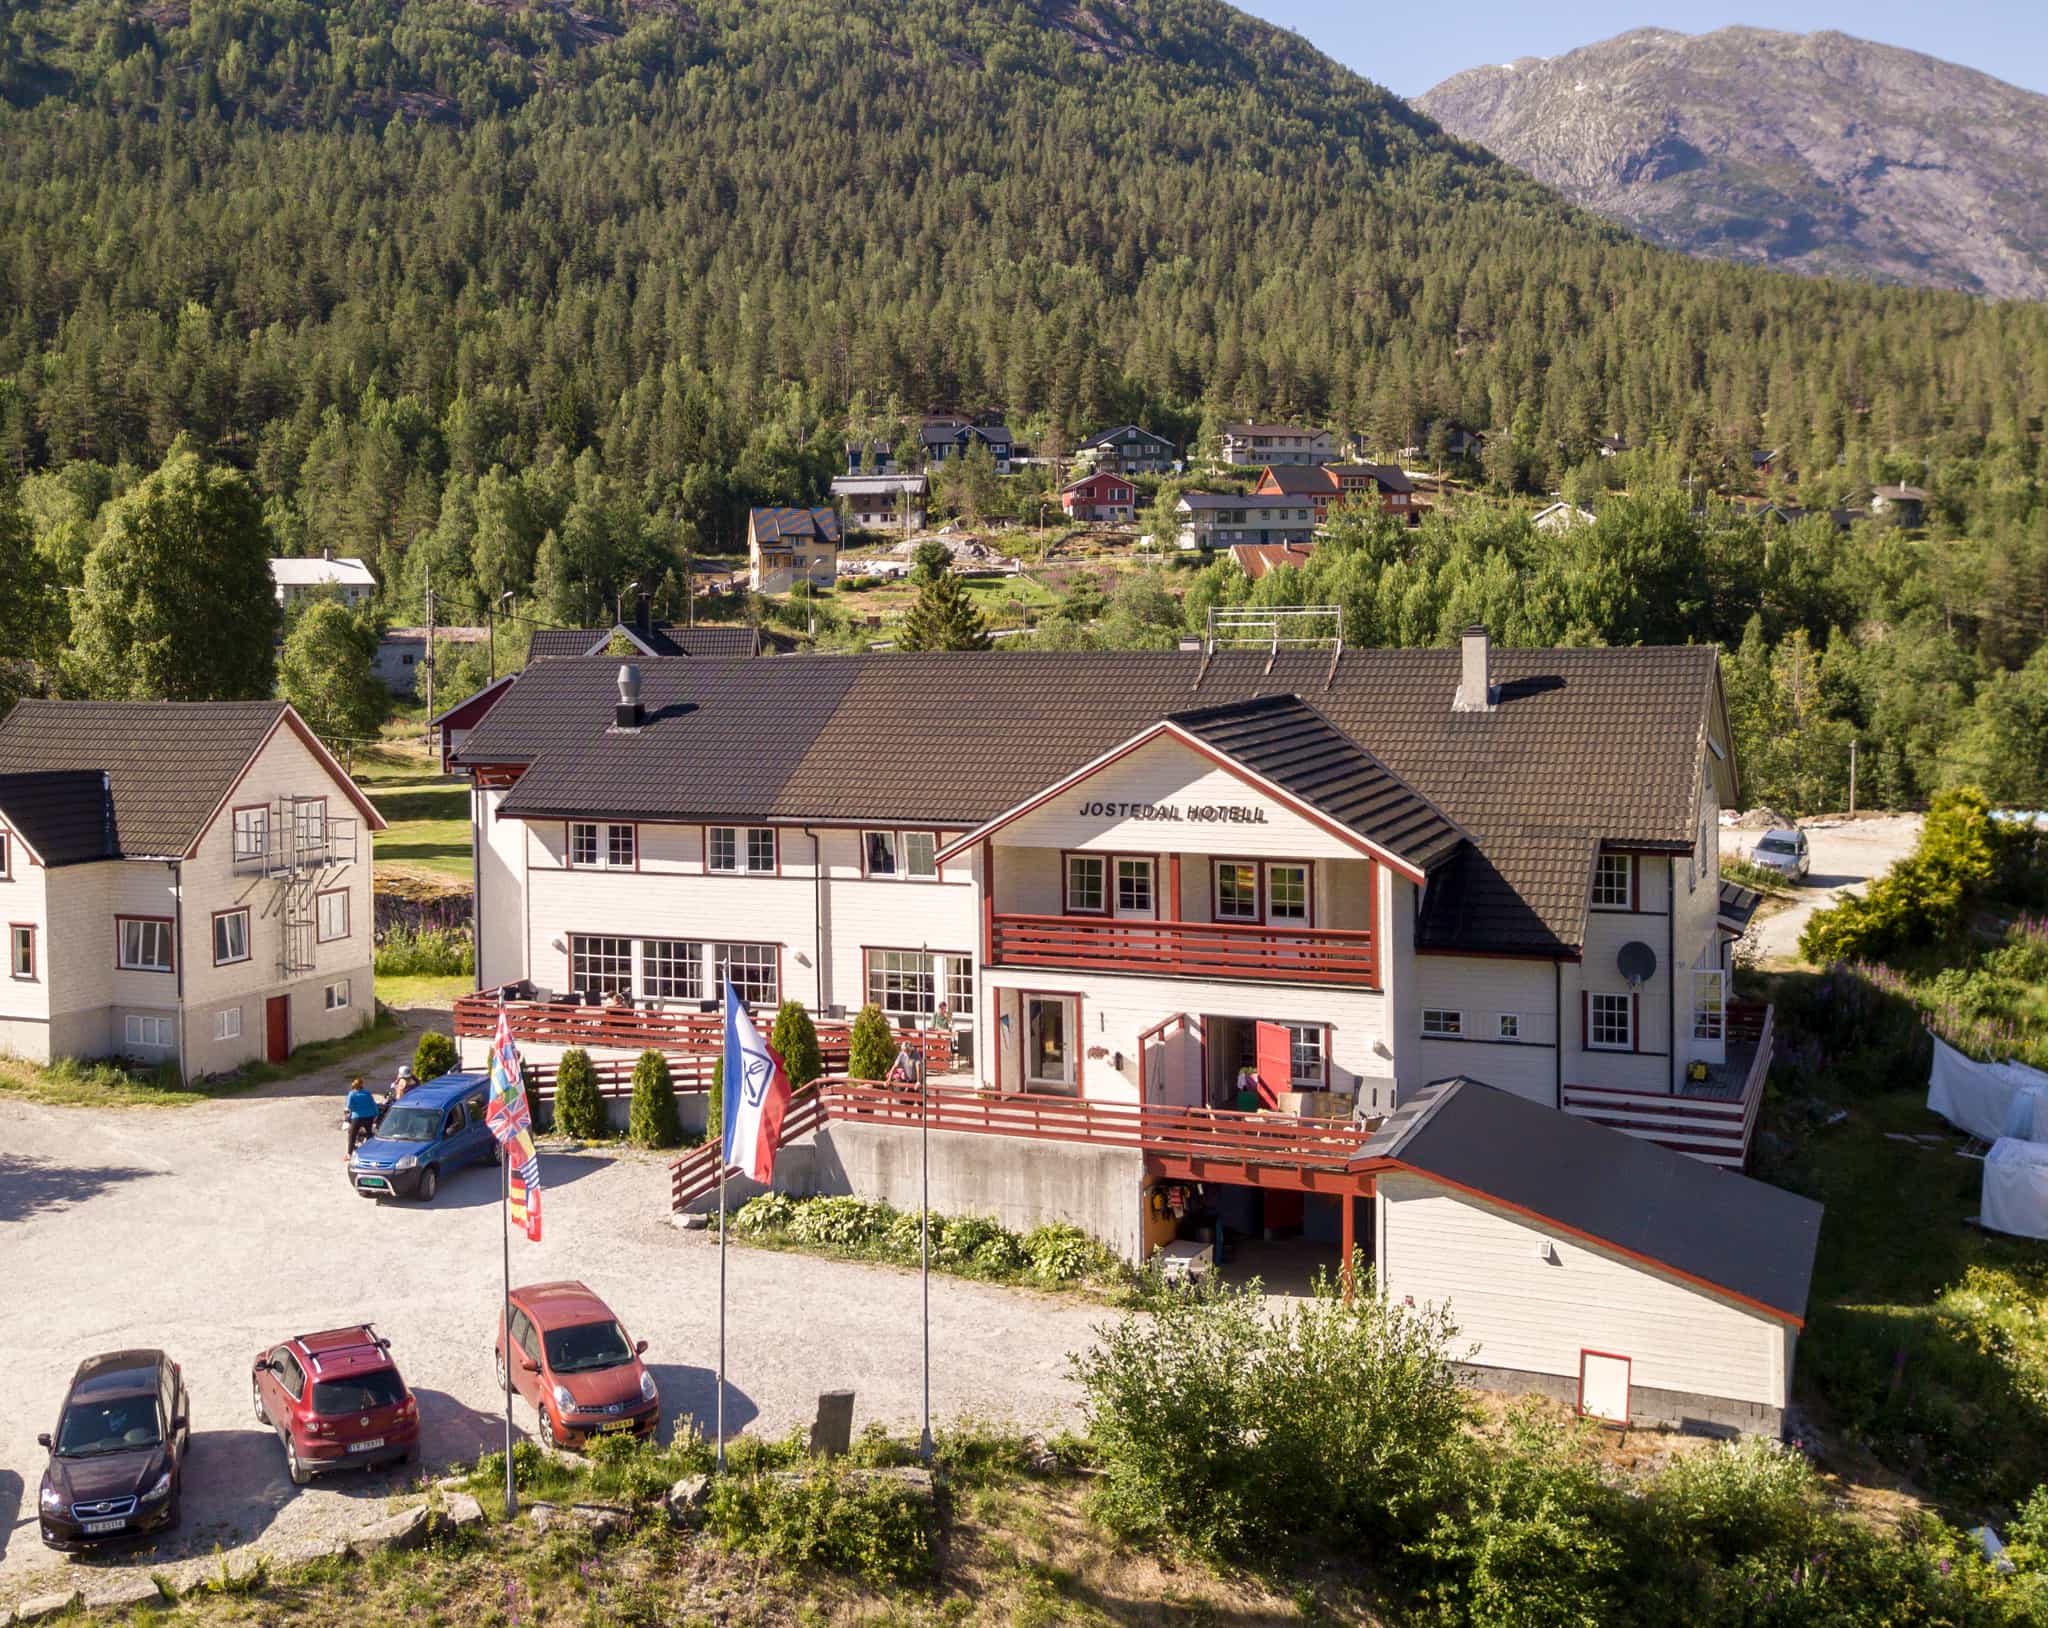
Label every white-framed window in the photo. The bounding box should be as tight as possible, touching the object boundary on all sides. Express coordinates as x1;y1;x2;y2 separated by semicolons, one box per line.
1422;1008;1463;1037
118;917;174;972
0;829;11;878
125;1014;173;1048
213;908;250;966
865;949;972;1022
325;979;351;1010
1115;858;1154;916
1591;853;1633;909
1266;863;1310;922
1065;854;1106;913
569;934;634;998
713;942;779;1006
1589;992;1633;1051
903;831;937;879
708;825;777;874
10;923;34;979
1287;1023;1327;1087
214;1006;242;1041
232;806;269;865
1498;1013;1521;1040
864;830;897;876
864;830;935;879
316;889;349;943
1214;862;1259;921
1692;970;1727;1043
569;822;634;869
642;938;704;1002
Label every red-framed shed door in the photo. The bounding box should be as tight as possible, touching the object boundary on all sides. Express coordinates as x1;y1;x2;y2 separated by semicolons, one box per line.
1253;1021;1290;1108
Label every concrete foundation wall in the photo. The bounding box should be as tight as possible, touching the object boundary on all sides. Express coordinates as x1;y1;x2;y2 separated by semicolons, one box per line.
1455;1362;1785;1440
810;1121;1145;1260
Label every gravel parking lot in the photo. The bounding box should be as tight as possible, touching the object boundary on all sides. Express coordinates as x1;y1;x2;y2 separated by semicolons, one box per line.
0;1036;1103;1604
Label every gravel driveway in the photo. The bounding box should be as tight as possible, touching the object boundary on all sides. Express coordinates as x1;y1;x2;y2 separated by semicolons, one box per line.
0;1045;1103;1604
1726;813;1924;964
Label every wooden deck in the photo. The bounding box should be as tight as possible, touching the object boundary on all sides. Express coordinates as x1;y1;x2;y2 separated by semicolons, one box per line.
1562;1001;1774;1169
988;913;1378;987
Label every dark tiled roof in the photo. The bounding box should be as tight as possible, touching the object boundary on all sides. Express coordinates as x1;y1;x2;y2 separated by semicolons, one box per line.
1168;695;1463;872
0;700;287;858
528;624;763;663
1077;425;1171;451
1330;461;1416;495
1178;493;1314;513
0;770;117;866
1362;1078;1822;1324
1257;464;1338;495
458;646;1719;956
1718;878;1763;933
749;507;842;545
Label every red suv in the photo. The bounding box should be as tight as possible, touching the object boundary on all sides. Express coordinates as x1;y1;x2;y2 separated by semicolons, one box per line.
496;1281;659;1448
251;1325;421;1485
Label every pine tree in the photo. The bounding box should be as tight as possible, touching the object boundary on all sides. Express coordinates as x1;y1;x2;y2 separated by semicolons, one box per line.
848;1003;896;1082
769;1000;823;1089
898;568;991;651
553;1047;603;1140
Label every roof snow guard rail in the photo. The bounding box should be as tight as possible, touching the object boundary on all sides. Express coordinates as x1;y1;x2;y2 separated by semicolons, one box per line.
1201;605;1344;680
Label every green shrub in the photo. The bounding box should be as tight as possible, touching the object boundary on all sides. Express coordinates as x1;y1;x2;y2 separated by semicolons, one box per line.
770;999;823;1088
848;1001;895;1081
731;1191;799;1235
1801;788;2001;962
626;1049;683;1148
412;1029;457;1081
1023;1222;1114;1283
883;1208;941;1259
968;1228;1028;1276
788;1195;894;1249
1071;1274;1471;1559
705;1459;934;1584
707;1058;722;1147
934;1212;1004;1267
373;925;475;976
552;1047;603;1140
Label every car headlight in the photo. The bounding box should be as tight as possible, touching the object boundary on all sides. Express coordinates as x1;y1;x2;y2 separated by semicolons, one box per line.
40;1482;63;1512
639;1370;657;1403
141;1471;172;1503
553;1384;575;1414
396;1155;418;1171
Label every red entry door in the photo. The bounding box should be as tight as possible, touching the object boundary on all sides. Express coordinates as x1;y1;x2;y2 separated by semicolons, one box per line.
1253;1021;1291;1108
264;995;290;1063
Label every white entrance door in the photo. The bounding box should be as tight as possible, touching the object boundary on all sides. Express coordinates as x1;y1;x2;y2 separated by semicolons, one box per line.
1692;970;1727;1066
1578;1350;1631;1424
1025;995;1077;1094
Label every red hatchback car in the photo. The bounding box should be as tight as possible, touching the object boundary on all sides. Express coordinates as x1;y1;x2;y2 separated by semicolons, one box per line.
251;1325;421;1485
496;1281;659;1448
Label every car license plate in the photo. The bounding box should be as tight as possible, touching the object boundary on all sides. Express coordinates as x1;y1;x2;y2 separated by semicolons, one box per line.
347;1437;385;1453
83;1518;126;1534
600;1420;635;1434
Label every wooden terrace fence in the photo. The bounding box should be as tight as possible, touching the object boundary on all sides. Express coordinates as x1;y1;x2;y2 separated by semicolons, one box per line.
1561;1001;1775;1170
668;1076;1379;1211
989;913;1378;987
454;989;952;1070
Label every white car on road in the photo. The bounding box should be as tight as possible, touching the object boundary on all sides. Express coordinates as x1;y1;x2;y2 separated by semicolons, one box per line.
1748;828;1810;883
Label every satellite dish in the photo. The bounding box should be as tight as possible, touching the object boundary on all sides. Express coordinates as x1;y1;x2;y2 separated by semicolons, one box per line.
1617;941;1658;988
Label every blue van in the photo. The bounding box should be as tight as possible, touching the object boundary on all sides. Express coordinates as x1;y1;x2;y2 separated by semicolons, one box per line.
348;1072;499;1202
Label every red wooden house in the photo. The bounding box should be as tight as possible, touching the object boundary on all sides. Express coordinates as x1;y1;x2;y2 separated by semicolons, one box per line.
1060;469;1136;524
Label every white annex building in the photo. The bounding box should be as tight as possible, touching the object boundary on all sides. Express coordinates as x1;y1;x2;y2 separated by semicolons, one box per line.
445;628;1812;1433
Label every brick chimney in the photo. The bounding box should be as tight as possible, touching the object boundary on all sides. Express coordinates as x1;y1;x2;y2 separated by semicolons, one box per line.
614;663;643;731
1454;624;1496;713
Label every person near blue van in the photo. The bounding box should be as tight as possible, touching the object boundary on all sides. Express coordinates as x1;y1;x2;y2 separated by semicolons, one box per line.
345;1077;381;1160
347;1072;498;1202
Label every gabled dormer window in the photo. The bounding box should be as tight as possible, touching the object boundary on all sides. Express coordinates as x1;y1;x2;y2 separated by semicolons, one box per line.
1591;853;1633;910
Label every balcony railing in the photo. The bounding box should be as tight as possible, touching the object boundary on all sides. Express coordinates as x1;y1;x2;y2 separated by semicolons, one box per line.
989;913;1377;987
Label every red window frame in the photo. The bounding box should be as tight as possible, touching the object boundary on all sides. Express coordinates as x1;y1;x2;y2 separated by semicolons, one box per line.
1576;1348;1632;1425
9;922;34;979
704;824;780;876
115;915;176;973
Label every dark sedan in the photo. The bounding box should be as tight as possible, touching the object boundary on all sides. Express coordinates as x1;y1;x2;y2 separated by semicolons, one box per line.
38;1349;189;1550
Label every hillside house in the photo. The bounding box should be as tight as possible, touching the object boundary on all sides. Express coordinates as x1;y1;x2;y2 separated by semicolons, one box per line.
1871;485;1928;526
1060;470;1136;524
1219;423;1335;467
1174;493;1317;550
1253;462;1418;525
843;440;900;476
748;507;843;593
920;416;1013;475
831;474;928;533
1532;502;1597;534
1229;541;1317;579
270;551;375;608
0;701;383;1079
374;627;487;697
1075;425;1177;475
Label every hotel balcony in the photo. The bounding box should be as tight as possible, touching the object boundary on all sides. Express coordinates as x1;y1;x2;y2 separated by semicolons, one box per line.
987;912;1377;987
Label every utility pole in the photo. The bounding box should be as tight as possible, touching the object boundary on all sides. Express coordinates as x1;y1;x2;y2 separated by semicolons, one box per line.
1849;738;1858;816
423;566;436;748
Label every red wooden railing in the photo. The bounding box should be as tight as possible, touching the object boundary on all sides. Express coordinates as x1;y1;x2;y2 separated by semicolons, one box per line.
988;913;1378;987
454;990;951;1069
667;1076;1378;1212
1562;1003;1774;1171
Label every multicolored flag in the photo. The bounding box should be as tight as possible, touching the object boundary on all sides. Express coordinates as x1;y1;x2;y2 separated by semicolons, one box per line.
485;1006;542;1242
722;981;791;1182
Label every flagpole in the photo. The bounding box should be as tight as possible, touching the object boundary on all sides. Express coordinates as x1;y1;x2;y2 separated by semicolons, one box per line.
919;952;933;1465
502;1102;516;1518
716;982;729;1474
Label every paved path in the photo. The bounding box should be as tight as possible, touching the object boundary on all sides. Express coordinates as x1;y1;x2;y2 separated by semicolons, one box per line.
1726;814;1923;964
0;1052;1103;1603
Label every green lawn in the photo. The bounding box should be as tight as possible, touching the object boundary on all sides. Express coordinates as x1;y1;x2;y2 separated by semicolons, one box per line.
377;972;471;1011
358;738;472;884
0;1013;405;1108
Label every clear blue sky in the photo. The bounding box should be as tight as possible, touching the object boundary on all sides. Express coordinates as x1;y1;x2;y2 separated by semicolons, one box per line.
1237;3;2048;99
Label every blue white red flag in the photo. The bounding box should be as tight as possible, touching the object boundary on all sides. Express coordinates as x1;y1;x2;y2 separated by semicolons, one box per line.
722;981;791;1183
485;1006;541;1241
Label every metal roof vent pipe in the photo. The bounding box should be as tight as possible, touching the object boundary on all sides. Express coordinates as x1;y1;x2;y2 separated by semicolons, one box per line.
614;662;644;731
1454;623;1497;713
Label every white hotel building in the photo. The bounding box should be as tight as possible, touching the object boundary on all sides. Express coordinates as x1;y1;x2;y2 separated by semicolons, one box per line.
448;630;1812;1435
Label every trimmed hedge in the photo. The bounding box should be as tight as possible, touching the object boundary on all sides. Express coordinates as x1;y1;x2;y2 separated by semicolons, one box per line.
412;1029;457;1081
552;1046;603;1139
627;1048;683;1147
